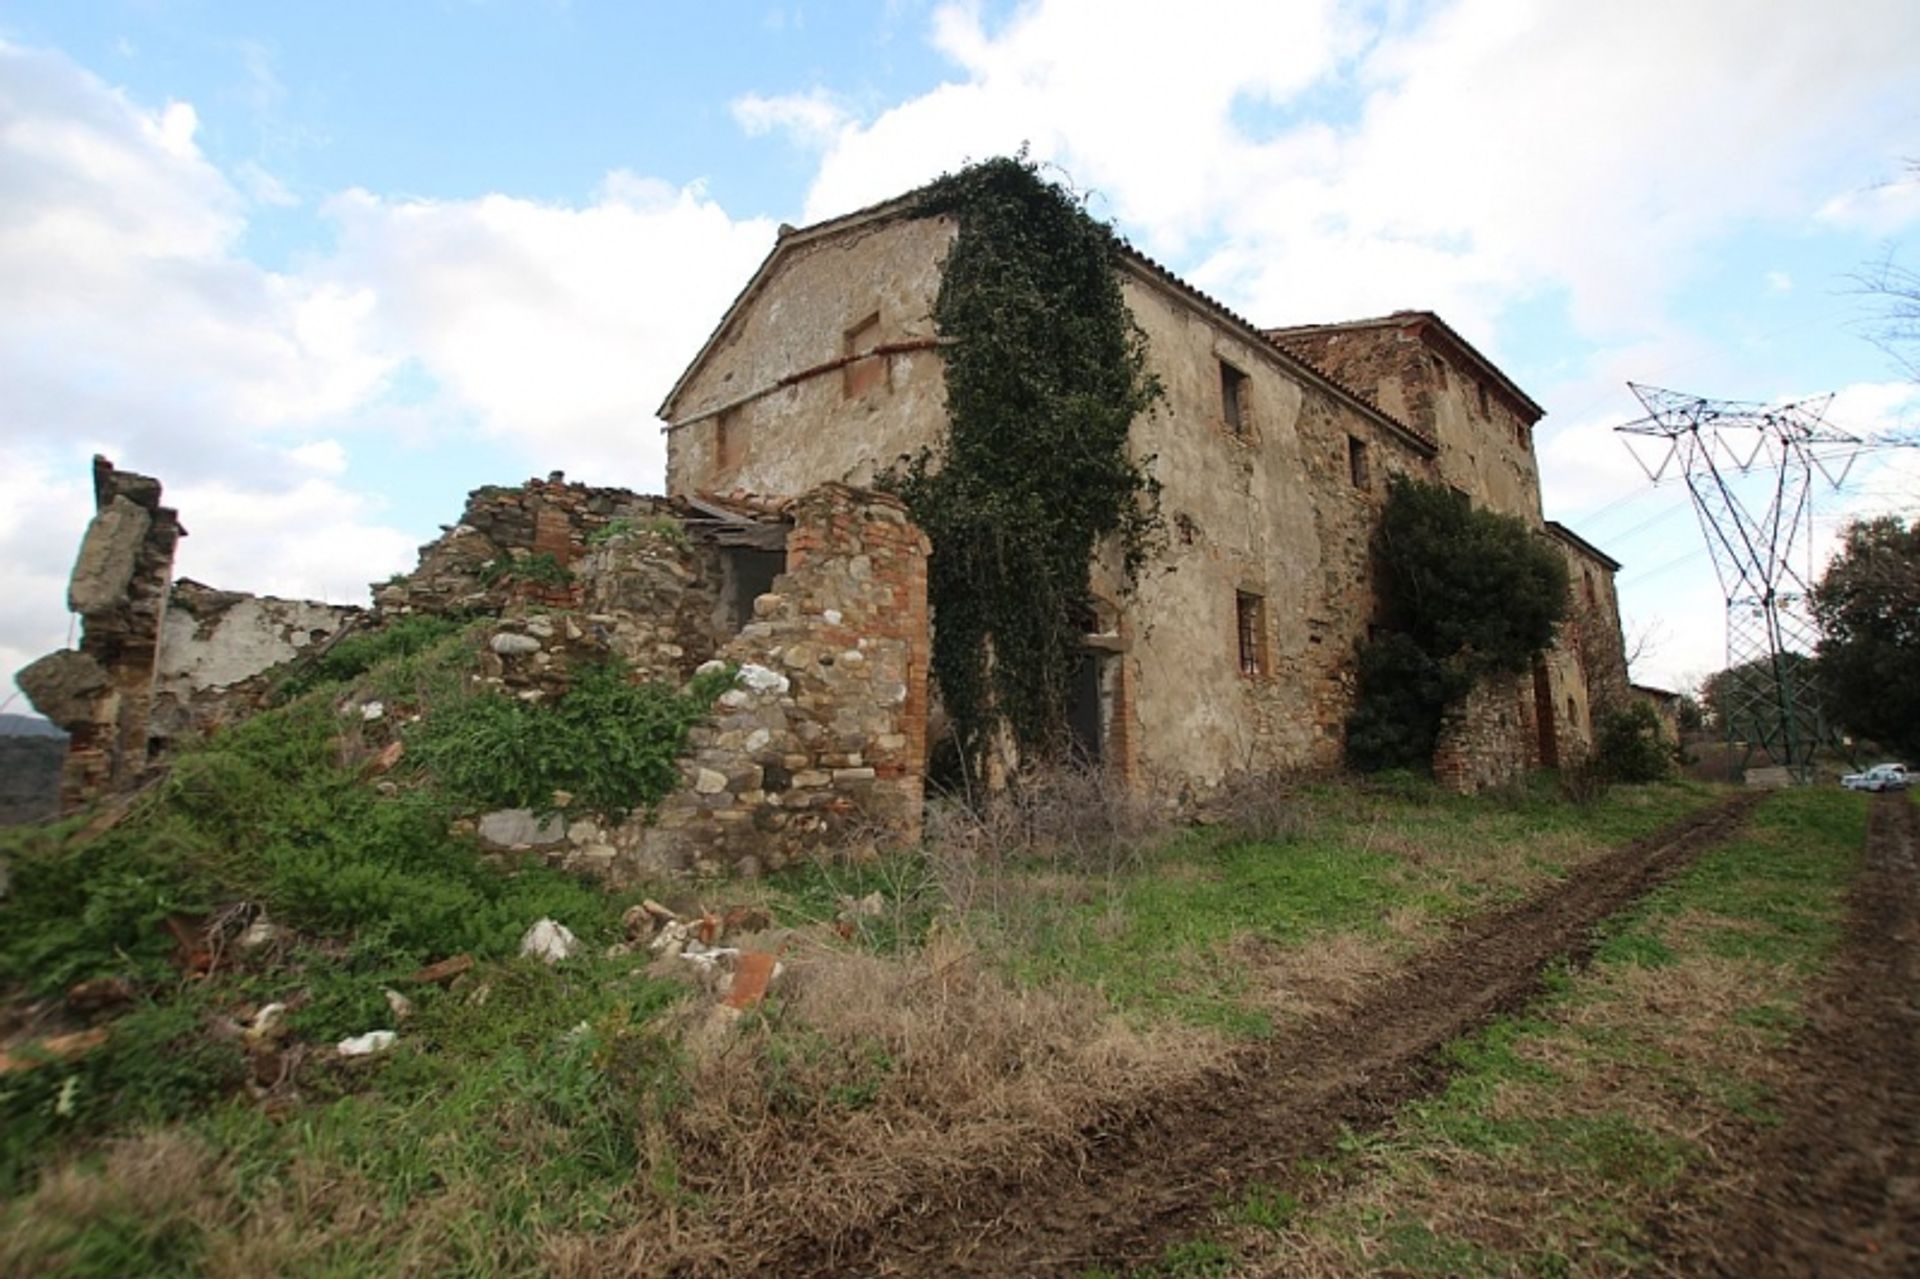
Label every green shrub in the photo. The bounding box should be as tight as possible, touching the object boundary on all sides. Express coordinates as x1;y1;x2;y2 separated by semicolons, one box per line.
477;552;572;588
410;662;735;820
1347;478;1569;772
1590;702;1673;783
275;614;467;698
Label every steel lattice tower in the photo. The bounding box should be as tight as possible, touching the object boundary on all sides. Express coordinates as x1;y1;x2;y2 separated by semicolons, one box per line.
1615;384;1861;777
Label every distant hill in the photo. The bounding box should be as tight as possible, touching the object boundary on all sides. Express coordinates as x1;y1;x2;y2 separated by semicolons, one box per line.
0;713;67;738
0;716;65;824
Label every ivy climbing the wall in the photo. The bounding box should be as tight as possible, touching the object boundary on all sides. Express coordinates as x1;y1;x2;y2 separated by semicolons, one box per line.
885;154;1163;769
1346;476;1570;771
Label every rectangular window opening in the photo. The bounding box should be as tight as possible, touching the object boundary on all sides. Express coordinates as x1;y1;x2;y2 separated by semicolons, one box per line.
843;312;884;398
1236;591;1267;678
1220;360;1248;436
1347;435;1370;489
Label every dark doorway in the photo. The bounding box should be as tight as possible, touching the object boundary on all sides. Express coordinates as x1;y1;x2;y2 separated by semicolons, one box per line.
1066;651;1106;764
1531;659;1560;769
720;548;784;632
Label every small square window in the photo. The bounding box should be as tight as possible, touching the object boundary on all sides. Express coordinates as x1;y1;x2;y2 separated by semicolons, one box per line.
1347;435;1370;490
1236;591;1267;677
1220;360;1248;436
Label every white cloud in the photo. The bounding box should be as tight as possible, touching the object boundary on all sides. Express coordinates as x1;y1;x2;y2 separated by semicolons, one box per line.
732;89;852;148
1766;270;1793;294
1;41;780;703
317;173;776;485
766;0;1920;341
1818;168;1920;235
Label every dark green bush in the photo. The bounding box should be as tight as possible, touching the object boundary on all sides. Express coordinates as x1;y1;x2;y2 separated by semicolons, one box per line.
1590;702;1673;783
1347;477;1569;772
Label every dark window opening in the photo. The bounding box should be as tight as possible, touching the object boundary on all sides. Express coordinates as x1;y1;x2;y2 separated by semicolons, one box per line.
1347;435;1370;489
1236;591;1267;677
1584;571;1596;607
720;547;785;632
1476;380;1490;415
1065;651;1106;764
1220;360;1249;436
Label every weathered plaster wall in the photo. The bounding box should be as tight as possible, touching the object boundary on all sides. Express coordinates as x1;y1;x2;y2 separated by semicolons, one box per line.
150;581;359;741
665;215;956;497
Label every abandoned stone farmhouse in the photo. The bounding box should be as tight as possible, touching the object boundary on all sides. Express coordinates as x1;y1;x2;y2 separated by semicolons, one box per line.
17;173;1630;878
659;188;1629;797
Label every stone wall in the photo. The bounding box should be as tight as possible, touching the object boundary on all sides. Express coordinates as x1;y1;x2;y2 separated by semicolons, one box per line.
16;457;185;808
377;472;685;618
624;485;929;879
1433;672;1537;793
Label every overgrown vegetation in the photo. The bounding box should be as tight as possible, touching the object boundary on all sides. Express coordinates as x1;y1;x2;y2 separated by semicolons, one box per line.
1588;701;1674;784
1348;477;1570;772
886;153;1164;769
0;624;729;1198
411;662;735;819
477;551;573;588
274;613;468;699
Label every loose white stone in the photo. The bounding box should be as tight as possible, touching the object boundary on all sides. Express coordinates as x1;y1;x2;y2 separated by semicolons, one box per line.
745;728;771;752
337;1030;398;1058
360;700;386;721
694;768;728;795
738;663;790;696
822;609;843;625
696;658;729;677
519;917;580;964
490;632;541;656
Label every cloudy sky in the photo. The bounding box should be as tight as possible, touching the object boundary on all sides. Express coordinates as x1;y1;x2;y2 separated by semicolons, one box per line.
3;0;1917;712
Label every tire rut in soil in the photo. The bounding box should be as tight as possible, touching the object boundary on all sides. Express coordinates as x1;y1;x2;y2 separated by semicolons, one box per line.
767;792;1760;1278
1654;792;1920;1277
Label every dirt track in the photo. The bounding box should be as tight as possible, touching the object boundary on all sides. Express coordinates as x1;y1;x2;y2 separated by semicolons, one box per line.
1655;791;1920;1278
766;794;1760;1277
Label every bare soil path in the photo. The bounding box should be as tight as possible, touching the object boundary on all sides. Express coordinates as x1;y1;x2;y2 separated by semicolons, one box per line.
765;793;1761;1277
1655;792;1920;1277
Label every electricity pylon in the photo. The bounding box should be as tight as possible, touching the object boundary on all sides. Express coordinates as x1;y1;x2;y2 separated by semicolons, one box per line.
1615;384;1861;778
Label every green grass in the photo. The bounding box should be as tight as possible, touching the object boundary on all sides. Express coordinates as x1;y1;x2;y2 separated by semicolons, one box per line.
1208;785;1867;1276
995;780;1719;1036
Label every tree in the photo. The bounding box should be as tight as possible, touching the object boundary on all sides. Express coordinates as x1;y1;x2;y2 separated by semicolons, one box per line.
1810;515;1920;760
1346;477;1570;771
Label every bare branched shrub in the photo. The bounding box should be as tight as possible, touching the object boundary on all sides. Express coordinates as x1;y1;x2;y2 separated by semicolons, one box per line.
1201;767;1311;844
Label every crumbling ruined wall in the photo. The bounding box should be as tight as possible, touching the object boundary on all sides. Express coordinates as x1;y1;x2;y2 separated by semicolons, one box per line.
628;485;928;878
16;458;185;808
377;472;695;618
150;580;359;743
1433;673;1537;793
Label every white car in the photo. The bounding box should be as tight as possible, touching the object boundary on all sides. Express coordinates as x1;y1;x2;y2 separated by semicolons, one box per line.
1842;763;1910;792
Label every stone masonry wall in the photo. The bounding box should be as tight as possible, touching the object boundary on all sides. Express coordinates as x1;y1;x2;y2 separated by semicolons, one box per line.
376;472;687;618
1433;671;1537;793
620;485;929;879
16;457;185;809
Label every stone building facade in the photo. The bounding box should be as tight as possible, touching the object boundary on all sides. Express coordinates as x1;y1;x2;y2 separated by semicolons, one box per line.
660;195;1632;793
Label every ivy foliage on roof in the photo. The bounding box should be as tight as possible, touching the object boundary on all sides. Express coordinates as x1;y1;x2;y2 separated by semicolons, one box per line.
884;154;1164;769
